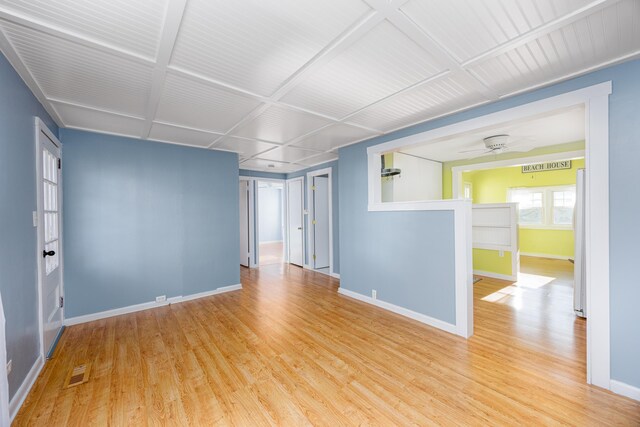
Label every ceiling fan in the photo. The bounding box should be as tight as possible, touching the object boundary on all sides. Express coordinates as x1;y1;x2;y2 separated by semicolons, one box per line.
459;134;534;157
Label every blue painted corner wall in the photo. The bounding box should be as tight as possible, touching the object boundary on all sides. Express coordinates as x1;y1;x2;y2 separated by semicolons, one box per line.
0;52;58;399
60;129;241;318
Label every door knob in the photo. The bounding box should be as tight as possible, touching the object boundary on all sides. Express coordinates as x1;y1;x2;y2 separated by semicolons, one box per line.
43;250;55;258
297;227;303;230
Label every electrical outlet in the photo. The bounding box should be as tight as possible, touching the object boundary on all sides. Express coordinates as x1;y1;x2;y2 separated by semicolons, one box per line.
32;211;38;227
6;359;11;375
499;250;504;257
155;295;166;303
372;289;377;300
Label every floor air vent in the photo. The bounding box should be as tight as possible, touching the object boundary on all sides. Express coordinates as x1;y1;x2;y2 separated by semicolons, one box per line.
64;363;91;388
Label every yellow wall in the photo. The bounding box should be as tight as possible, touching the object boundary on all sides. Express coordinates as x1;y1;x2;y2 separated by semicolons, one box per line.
473;248;513;276
442;141;585;199
441;142;585;276
464;157;583;259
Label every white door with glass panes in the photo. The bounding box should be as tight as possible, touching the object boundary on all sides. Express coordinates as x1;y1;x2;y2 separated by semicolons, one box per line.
37;121;64;358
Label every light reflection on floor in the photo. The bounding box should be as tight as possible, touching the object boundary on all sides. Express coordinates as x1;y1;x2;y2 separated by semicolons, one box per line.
481;272;557;306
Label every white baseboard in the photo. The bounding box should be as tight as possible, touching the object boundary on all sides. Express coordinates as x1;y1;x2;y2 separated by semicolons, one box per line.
179;284;242;303
64;284;242;326
611;380;640;401
337;288;457;336
473;270;517;282
9;354;43;422
519;252;570;260
330;272;340;279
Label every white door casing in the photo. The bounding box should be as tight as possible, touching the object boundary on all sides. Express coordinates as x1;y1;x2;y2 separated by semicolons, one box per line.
239;180;250;267
312;176;330;269
36;118;63;358
287;178;304;267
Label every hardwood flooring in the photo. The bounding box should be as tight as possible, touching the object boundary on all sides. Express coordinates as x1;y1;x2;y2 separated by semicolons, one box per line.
14;258;640;425
259;242;284;266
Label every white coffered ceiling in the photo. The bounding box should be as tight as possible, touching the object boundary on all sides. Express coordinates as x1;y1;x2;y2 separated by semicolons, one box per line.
0;0;638;173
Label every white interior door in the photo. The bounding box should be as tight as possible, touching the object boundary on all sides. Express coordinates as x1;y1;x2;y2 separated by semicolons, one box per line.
239;180;250;267
37;125;63;358
312;176;330;269
287;179;304;266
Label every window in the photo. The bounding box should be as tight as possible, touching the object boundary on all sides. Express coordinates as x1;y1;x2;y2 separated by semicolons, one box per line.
463;182;472;201
508;185;576;229
553;190;575;225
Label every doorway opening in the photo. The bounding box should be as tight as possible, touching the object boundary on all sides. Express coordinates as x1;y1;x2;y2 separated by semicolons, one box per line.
307;168;333;276
257;181;284;266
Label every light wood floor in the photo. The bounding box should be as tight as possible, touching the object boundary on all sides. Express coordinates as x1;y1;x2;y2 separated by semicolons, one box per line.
14;258;640;425
259;241;283;266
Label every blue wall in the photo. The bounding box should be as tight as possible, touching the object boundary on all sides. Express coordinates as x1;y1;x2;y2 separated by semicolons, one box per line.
258;186;283;242
61;129;240;318
287;160;340;275
0;53;58;398
339;146;456;323
339;59;640;388
239;169;286;180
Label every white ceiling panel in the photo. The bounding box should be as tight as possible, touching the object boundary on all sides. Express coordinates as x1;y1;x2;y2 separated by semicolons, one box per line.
401;0;593;63
348;75;489;132
281;20;448;119
149;122;221;147
53;102;145;137
214;136;279;158
0;0;636;156
257;146;320;163
291;123;378;151
155;73;262;133
0;0;167;59
230;105;333;143
296;152;339;167
0;21;153;116
401;105;585;162
468;0;640;97
241;158;300;173
170;0;370;96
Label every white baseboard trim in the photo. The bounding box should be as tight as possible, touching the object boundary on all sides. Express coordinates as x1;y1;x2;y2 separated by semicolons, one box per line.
179;284;243;303
611;380;640;401
473;270;517;282
330;273;340;279
64;284;242;326
520;252;570;260
9;354;43;422
337;288;457;336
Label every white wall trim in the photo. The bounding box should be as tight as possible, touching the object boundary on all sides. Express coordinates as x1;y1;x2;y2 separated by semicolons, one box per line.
519;252;570;260
34;117;65;361
306;167;333;275
364;81;611;390
64;284;242;326
285;176;305;267
451;150;585;199
473;270;517;282
9;355;43;422
330;273;341;279
338;288;457;335
365;82;609;158
610;380;640;402
239;177;257;267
